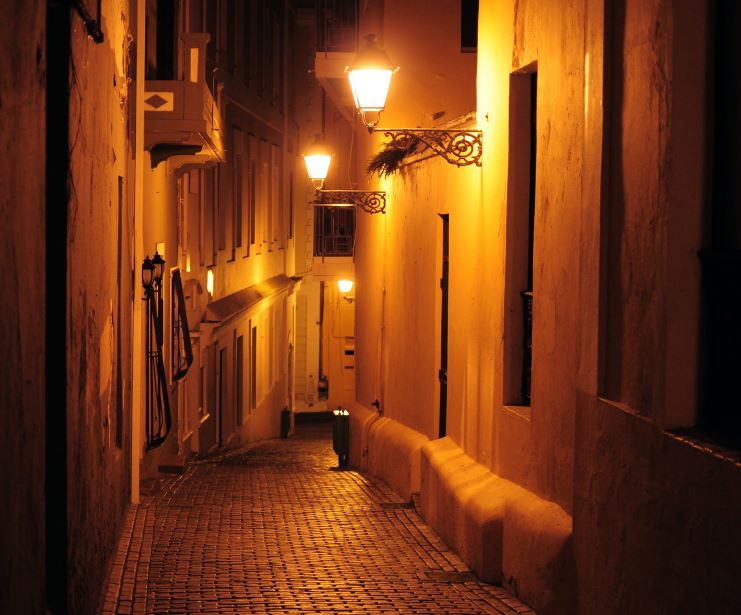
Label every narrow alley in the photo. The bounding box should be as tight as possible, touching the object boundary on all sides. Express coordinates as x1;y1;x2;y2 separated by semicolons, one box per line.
102;418;534;614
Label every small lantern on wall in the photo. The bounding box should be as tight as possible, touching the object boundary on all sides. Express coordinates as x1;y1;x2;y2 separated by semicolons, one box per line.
151;251;165;289
337;279;354;294
141;256;155;291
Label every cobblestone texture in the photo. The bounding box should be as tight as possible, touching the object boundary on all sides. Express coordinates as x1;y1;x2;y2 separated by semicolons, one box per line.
102;422;536;614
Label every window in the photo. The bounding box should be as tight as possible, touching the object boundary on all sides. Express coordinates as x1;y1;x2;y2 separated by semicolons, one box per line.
313;206;355;257
271;143;281;247
236;334;244;426
504;66;537;406
250;324;258;410
461;0;478;52
699;0;741;444
233;127;244;253
248;135;257;252
202;168;217;266
288;171;294;240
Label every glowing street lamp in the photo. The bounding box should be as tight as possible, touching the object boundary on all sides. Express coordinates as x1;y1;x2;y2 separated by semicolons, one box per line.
346;34;398;131
337;279;354;294
303;135;332;190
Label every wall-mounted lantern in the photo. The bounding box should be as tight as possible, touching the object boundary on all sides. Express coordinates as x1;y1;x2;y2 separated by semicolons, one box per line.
142;255;155;291
345;34;483;167
337;279;354;294
303;142;387;214
303;135;333;190
151;251;165;289
346;34;398;131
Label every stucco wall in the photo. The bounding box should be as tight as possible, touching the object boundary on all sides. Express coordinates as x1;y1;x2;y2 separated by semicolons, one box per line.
0;2;46;613
66;4;133;612
574;395;741;614
474;0;589;512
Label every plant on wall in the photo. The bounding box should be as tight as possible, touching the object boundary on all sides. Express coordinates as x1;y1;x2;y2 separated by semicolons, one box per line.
366;135;419;178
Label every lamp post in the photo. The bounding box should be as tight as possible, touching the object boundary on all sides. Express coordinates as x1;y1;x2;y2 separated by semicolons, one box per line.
345;35;483;167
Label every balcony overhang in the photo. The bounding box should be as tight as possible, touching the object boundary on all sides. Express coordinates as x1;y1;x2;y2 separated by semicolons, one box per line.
140;33;225;173
314;51;355;122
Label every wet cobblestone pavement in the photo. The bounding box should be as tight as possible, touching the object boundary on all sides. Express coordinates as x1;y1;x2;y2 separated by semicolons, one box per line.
103;421;536;614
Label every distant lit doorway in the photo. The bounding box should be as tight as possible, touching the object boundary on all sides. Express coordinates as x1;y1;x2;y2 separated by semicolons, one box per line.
438;214;450;438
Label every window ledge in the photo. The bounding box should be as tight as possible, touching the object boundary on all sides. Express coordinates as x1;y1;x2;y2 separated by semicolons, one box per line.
503;404;531;422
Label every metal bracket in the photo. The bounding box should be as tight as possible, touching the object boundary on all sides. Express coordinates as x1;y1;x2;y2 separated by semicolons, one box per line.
315;190;387;214
374;128;483;167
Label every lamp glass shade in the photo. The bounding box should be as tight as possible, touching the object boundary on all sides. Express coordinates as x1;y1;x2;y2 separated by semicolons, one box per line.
347;68;394;112
337;279;354;293
152;252;165;284
346;34;397;114
141;256;154;290
303;153;332;182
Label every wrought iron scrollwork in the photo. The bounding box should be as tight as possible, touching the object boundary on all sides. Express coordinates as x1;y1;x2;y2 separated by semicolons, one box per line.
377;128;483;167
315;190;387;214
171;270;193;382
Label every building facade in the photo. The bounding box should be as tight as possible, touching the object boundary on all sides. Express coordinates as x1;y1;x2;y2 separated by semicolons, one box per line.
337;0;741;613
2;1;740;614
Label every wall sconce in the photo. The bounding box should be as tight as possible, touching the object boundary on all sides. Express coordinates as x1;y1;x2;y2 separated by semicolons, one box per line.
346;34;398;131
142;255;155;291
337;280;355;303
151;251;165;289
303;145;386;214
345;34;483;167
303;135;333;190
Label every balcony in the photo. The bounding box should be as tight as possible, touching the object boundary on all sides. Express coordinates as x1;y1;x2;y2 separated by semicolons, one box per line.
141;33;225;172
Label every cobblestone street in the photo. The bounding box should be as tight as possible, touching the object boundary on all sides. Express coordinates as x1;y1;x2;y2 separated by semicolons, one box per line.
102;420;536;614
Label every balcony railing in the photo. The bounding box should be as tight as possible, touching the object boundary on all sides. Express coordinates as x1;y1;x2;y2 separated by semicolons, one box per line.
313;206;355;257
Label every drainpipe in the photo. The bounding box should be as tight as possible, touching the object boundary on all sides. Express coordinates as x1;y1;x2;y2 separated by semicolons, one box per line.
131;0;145;504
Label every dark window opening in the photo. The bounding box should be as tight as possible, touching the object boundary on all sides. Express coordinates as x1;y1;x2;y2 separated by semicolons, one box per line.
504;67;537;406
236;334;244;427
313;206;355;257
461;0;478;52
699;0;741;445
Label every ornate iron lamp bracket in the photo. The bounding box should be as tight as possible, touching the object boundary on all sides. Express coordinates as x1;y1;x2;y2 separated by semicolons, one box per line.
375;128;483;167
315;190;387;214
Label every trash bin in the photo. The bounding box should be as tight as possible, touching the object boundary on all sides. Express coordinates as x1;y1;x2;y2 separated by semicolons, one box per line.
332;408;350;467
280;407;292;438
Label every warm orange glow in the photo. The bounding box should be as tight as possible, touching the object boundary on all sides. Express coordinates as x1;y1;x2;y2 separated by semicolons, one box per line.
303;154;332;183
337;279;354;294
345;34;398;128
347;68;394;112
303;136;333;189
206;269;214;295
